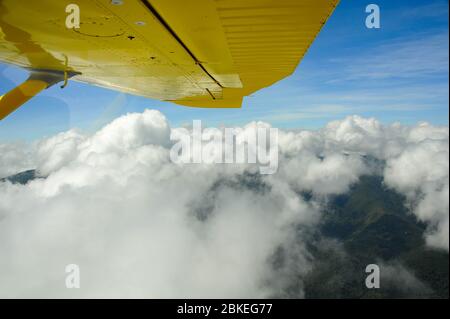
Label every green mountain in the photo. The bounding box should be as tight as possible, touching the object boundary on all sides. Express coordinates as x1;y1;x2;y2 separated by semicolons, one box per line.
0;169;38;185
302;175;449;299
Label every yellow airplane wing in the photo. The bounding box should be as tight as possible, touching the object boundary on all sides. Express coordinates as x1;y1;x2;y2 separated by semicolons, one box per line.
0;0;339;119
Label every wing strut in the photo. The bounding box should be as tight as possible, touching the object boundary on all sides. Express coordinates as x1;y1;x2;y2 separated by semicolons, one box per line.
0;69;77;120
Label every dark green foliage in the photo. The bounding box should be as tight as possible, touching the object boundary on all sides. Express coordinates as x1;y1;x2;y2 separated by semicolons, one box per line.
302;175;449;299
0;169;38;185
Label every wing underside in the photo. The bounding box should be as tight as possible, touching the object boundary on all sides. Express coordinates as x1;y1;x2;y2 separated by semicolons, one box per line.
0;0;339;114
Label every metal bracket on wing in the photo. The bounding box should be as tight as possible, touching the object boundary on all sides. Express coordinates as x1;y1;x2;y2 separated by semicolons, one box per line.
0;69;79;120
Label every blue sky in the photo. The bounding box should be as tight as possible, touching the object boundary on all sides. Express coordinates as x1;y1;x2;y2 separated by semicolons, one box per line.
0;0;448;142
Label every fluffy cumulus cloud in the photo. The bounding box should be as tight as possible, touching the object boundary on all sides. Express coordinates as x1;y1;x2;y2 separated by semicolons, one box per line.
321;117;449;250
384;123;449;250
0;111;448;298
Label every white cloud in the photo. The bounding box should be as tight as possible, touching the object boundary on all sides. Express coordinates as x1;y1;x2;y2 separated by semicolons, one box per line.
0;111;448;297
384;132;449;250
0;111;321;298
36;130;84;176
0;143;35;178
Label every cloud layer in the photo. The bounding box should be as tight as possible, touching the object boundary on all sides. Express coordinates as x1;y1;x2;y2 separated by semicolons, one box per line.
0;110;448;297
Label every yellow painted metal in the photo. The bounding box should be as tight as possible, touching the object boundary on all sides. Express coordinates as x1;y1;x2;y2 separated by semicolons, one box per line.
0;0;339;114
0;79;48;120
